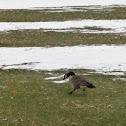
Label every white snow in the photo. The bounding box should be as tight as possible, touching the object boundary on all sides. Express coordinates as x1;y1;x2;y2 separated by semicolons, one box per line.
0;20;126;33
89;71;125;76
0;0;126;9
0;45;126;75
31;6;117;12
44;75;64;80
112;78;126;81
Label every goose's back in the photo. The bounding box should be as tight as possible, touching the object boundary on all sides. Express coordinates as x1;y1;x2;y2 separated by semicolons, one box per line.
69;75;93;88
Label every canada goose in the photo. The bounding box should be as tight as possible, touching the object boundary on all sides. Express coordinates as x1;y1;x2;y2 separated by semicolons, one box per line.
63;72;95;95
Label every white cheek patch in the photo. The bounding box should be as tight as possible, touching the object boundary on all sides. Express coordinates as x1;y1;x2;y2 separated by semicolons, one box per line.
65;74;68;78
80;86;87;89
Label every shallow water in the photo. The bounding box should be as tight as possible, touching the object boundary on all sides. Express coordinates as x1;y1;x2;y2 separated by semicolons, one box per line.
0;20;126;33
0;45;126;75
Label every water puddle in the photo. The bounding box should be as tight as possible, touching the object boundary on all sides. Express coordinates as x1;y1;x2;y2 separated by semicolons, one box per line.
0;20;126;33
0;45;126;75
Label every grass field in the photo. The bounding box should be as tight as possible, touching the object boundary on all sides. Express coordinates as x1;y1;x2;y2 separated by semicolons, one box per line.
0;5;126;126
0;69;126;126
0;7;126;22
0;30;125;47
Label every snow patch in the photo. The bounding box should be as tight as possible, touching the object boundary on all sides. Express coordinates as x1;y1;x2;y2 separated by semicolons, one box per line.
0;45;126;75
112;78;126;81
0;20;126;33
1;0;126;9
44;75;64;80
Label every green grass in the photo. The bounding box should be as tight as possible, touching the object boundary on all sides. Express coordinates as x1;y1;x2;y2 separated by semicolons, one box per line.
0;69;126;126
0;7;126;22
84;26;112;31
0;30;126;47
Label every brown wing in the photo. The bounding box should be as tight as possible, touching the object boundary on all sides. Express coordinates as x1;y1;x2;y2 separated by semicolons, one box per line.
72;75;93;86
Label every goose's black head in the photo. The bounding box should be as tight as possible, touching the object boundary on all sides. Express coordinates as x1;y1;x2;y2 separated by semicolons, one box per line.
63;72;75;80
87;84;96;88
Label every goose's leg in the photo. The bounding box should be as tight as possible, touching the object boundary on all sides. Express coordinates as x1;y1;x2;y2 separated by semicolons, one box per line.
69;88;76;94
83;89;85;95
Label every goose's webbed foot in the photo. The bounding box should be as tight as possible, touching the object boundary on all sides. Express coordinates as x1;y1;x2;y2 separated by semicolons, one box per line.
68;88;76;95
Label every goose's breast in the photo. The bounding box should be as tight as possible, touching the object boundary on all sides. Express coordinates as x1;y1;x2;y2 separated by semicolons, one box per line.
80;86;87;89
